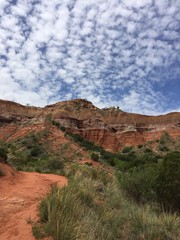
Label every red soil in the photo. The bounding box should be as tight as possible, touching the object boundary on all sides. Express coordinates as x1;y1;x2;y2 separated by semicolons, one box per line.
0;164;67;240
6;123;45;142
79;158;102;167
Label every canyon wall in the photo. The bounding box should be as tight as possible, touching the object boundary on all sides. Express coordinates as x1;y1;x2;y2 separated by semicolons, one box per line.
0;99;180;152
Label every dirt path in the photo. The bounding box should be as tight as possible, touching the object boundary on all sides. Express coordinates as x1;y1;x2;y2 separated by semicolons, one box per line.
0;166;67;240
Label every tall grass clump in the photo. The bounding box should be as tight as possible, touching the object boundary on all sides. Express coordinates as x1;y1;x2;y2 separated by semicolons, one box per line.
33;165;180;240
37;184;84;240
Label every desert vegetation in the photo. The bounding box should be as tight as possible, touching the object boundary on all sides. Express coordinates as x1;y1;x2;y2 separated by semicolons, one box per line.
6;132;65;175
1;124;180;239
117;151;180;212
31;128;179;239
0;140;8;161
32;165;180;240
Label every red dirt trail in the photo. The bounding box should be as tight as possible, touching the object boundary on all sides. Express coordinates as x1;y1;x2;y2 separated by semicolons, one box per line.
0;164;67;240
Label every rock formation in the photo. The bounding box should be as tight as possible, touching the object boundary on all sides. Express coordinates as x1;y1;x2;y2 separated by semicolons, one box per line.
0;99;180;152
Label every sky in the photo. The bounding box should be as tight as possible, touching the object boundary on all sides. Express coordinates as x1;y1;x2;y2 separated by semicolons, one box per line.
0;0;179;115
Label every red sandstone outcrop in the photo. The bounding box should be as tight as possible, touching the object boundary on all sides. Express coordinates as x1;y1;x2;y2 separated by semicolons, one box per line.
0;98;180;152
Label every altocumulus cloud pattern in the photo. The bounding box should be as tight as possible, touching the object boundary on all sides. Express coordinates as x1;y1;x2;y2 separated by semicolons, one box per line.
0;0;179;115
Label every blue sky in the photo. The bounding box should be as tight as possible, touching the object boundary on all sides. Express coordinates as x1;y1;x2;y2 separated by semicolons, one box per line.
0;0;179;115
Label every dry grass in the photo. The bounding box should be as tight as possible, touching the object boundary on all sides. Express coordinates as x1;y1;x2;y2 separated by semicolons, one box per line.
32;165;180;240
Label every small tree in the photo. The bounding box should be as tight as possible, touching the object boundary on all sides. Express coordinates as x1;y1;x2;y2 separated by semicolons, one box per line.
0;147;8;160
122;146;133;153
118;166;158;204
91;153;99;161
159;131;173;145
155;151;180;212
44;114;52;128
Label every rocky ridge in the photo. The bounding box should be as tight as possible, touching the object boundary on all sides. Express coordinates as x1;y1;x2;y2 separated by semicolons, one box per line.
0;99;180;152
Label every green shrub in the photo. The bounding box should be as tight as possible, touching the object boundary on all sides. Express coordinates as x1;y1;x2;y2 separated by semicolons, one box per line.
144;147;152;153
158;145;169;152
117;151;137;163
51;120;66;132
122;146;133;153
155;151;180;212
60;126;66;132
32;223;46;239
41;129;49;138
34;167;42;173
159;132;173;145
46;159;64;171
16;166;22;171
118;166;158;204
91;152;99;161
51;120;61;128
66;133;116;166
0;147;8;160
9;132;54;172
33;174;180;240
138;152;160;165
30;146;42;157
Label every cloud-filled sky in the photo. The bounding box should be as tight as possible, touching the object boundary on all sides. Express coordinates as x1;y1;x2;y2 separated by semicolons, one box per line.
0;0;179;115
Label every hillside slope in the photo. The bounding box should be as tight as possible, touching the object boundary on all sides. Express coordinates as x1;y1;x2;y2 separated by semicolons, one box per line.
0;99;180;152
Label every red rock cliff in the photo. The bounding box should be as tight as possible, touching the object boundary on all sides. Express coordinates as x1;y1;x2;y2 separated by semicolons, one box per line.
0;99;180;152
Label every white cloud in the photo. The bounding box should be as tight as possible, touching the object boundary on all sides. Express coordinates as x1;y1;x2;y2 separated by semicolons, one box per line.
0;0;179;115
123;0;152;8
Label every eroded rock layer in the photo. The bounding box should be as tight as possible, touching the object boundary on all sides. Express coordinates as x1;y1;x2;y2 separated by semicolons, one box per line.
0;99;180;152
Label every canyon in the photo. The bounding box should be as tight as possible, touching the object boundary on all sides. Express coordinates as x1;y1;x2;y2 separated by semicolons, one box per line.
0;98;180;240
0;98;180;152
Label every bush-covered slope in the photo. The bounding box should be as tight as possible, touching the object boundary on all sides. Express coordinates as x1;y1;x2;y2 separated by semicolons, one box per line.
1;120;179;240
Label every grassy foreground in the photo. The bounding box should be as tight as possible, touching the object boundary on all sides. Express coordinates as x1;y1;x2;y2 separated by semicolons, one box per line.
32;165;180;240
